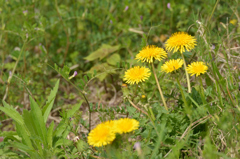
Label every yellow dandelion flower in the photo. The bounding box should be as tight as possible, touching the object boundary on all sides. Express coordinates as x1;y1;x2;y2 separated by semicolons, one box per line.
141;95;146;98
136;45;167;63
161;59;184;73
115;118;139;134
165;32;197;54
123;66;151;85
230;19;237;25
88;122;116;147
186;61;208;77
102;120;117;129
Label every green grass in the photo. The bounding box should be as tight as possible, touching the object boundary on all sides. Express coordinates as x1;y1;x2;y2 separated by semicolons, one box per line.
0;0;240;158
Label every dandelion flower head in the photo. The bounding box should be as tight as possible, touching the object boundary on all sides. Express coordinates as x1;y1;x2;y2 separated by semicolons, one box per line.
186;61;208;77
161;59;184;73
102;120;117;130
136;45;167;63
230;19;237;25
115;118;139;134
88;122;116;147
165;32;197;54
123;66;151;85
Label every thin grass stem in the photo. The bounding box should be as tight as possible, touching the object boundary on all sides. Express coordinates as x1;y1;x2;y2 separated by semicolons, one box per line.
151;63;168;111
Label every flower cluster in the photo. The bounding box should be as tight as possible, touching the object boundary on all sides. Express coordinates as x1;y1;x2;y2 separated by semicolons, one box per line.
123;45;167;85
160;32;208;77
88;118;139;147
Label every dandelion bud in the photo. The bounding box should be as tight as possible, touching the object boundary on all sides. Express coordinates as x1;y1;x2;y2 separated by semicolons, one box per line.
141;95;147;103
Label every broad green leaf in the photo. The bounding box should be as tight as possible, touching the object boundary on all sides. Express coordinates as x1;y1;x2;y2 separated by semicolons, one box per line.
54;122;67;137
76;139;88;152
67;101;83;118
29;97;47;147
126;106;136;115
86;63;116;81
0;131;20;142
43;79;60;123
106;53;121;65
15;122;33;149
47;121;55;148
84;44;120;61
0;101;24;125
54;138;72;148
12;142;32;152
22;110;37;137
12;142;39;159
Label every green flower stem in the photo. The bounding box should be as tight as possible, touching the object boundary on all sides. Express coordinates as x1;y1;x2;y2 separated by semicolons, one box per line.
181;53;191;93
151;63;168;111
148;107;156;121
3;41;27;101
176;77;188;108
199;77;207;105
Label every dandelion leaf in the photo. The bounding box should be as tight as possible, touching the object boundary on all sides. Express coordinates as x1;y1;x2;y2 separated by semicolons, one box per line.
29;96;47;146
42;79;60;123
106;53;121;65
0;101;24;126
47;121;55;148
84;44;120;61
76;139;88;152
86;63;116;81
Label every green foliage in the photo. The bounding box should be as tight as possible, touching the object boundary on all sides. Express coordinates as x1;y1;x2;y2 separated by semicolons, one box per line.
85;44;121;81
0;0;240;158
0;80;85;158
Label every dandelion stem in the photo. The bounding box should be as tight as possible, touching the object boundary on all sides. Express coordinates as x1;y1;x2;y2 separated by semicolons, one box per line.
176;77;188;108
199;77;207;105
151;63;168;111
181;53;191;93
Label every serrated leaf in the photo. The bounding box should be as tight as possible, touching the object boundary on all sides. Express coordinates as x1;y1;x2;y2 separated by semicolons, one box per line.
84;44;120;61
54;122;67;137
29;97;47;147
76;139;88;152
22;110;37;137
47;121;55;148
42;79;60;123
0;101;24;125
12;142;32;152
54;138;72;148
15;122;33;149
126;106;136;115
106;53;121;65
